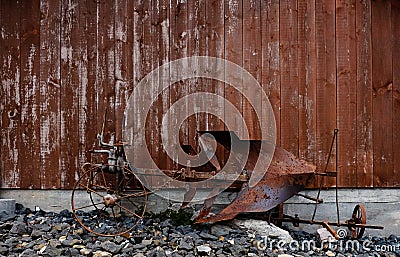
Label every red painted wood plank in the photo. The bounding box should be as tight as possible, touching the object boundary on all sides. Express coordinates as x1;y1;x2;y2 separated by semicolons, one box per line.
243;0;262;140
115;0;134;142
150;0;170;170
39;0;61;189
168;0;188;170
336;0;357;187
279;0;299;155
372;0;393;187
60;0;80;189
78;0;99;166
315;0;336;187
356;0;373;187
20;0;41;189
391;0;400;186
97;0;116;146
204;0;225;163
149;0;167;170
298;0;317;166
0;1;21;188
224;0;243;138
261;0;280;147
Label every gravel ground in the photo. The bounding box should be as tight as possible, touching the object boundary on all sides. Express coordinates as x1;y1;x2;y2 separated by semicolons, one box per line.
0;204;399;257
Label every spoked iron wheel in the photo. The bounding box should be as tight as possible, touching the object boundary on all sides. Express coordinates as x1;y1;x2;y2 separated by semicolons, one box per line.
71;164;148;236
348;204;367;239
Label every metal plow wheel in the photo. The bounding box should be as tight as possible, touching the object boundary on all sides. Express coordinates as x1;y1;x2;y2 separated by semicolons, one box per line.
348;204;367;239
71;164;148;237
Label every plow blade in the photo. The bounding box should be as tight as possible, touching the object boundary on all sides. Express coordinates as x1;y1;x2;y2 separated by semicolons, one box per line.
196;142;316;223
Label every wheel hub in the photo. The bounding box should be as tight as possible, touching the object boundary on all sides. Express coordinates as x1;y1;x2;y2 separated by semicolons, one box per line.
103;194;118;207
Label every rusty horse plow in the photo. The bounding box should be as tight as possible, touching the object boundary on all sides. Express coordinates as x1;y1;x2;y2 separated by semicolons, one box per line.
71;120;383;237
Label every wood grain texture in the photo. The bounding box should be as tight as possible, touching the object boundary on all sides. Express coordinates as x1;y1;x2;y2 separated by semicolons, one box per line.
168;0;188;169
39;0;61;189
336;0;357;187
0;0;399;189
243;0;261;140
261;0;280;147
60;0;80;188
315;0;336;187
204;0;225;163
372;0;393;187
20;0;41;189
391;0;400;186
115;0;133;142
224;0;243;138
78;0;98;165
279;0;299;155
356;0;373;187
298;0;317;165
0;1;21;188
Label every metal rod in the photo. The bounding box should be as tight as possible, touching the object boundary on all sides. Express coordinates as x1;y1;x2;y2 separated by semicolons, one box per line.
335;129;340;225
275;217;384;230
296;193;323;203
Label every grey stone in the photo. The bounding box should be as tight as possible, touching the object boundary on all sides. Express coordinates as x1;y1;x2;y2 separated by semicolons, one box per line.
196;245;212;255
30;228;45;238
231;219;293;244
142;239;153;246
210;225;232;237
178;237;194;251
43;246;63;256
199;232;218;240
100;241;121;254
0;247;7;255
9;221;28;235
19;249;37;257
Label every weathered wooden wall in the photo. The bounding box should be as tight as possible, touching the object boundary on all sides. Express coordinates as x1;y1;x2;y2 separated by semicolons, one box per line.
1;0;399;189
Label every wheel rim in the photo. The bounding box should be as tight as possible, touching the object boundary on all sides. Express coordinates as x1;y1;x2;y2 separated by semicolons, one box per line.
351;204;366;239
71;164;148;236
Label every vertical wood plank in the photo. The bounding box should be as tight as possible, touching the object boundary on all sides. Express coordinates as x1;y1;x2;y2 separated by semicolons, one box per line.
97;0;116;146
186;0;198;154
224;0;243;137
280;0;299;155
372;0;393;187
79;0;98;165
298;0;317;165
0;1;21;188
60;0;80;188
204;0;225;161
391;0;400;186
39;0;61;188
336;0;357;187
190;0;206;135
261;0;280;147
150;0;170;169
115;0;134;141
315;0;336;187
150;0;164;169
169;0;188;169
242;0;261;140
20;0;41;189
356;0;373;187
132;0;149;171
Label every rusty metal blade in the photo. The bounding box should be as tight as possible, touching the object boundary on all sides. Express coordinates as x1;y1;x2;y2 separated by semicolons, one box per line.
180;187;197;209
196;187;221;220
196;146;316;223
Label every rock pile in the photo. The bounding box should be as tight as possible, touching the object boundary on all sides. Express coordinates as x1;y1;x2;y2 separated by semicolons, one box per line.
0;204;398;257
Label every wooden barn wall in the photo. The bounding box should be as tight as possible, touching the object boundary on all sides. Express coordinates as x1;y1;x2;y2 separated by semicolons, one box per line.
1;0;399;189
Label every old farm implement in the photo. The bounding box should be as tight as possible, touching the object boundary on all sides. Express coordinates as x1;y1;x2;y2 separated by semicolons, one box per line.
71;118;383;237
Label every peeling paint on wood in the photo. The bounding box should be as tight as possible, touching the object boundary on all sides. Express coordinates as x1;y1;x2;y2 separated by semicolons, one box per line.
0;0;400;189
